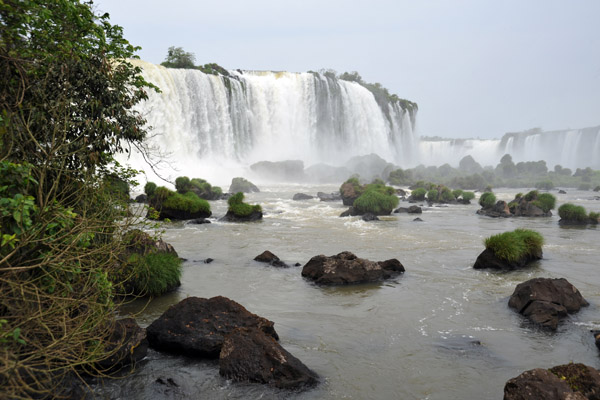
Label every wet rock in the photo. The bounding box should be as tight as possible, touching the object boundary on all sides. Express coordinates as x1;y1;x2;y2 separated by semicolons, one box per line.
135;194;148;203
504;368;587;400
476;200;512;218
413;217;424;222
122;229;178;259
254;251;290;268
146;296;279;358
473;247;542;271
549;363;600;399
361;213;379;221
394;205;422;214
187;218;211;224
317;191;342;202
229;177;260;193
558;190;567;194
396;188;407;197
340;181;360;206
508;278;589;330
219;210;263;222
292;193;314;201
593;330;600;351
219;327;319;389
97;318;148;373
203;258;214;264
339;207;356;217
301;251;405;285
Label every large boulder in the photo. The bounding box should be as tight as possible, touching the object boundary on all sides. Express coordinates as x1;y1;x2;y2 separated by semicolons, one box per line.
301;251;405;285
317;192;342;202
473;247;541;271
219;327;319;389
96;318;148;373
504;368;587;400
476;200;511;218
220;209;263;222
340;181;360;206
229;177;260;193
146;296;279;358
293;193;314;201
250;160;305;181
508;278;589;330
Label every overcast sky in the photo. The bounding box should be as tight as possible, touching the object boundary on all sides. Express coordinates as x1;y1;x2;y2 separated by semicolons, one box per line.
94;0;600;140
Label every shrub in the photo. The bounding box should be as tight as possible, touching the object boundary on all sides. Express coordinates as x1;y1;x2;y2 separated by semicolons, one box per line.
440;187;455;203
462;191;475;202
524;190;539;201
411;188;426;201
589;211;600;221
558;203;588;221
531;193;556;213
227;192;262;217
175;176;192;193
452;189;463;199
163;191;210;214
484;229;544;263
479;192;496;208
144;182;157;196
125;252;181;296
353;189;399;215
427;189;439;202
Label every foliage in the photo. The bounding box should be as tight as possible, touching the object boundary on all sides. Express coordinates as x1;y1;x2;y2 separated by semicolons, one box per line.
535;180;554;190
411;188;427;201
589;211;600;222
439;187;455;203
124;252;181;296
479;192;497;208
452;189;463;199
524;190;539;201
353;189;399;215
427;189;439;202
462;191;475;202
162;191;210;214
531;193;556;213
161;46;196;69
144;182;157;196
175;176;192;193
387;168;411;186
0;1;158;396
484;229;544;263
227;192;262;217
558;203;588;222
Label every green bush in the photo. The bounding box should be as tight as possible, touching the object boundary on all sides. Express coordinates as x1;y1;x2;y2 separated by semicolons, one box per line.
479;192;497;208
484;229;544;263
462;191;475;202
227;192;262;217
558;203;588;221
589;211;600;220
531;193;556;213
452;189;463;199
126;252;181;296
144;182;157;196
353;189;399;215
439;187;455;203
163;191;210;214
411;188;427;201
427;189;439;202
524;190;539;201
175;176;192;193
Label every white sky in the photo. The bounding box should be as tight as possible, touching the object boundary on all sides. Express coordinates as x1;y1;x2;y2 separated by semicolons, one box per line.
94;0;600;139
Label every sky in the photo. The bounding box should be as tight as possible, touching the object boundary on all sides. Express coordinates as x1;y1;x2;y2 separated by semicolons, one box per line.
94;0;600;140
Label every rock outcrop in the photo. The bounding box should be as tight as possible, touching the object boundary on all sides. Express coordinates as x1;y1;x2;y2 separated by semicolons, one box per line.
508;278;589;330
301;251;404;285
254;251;291;268
293;193;314;201
229;177;260;193
146;296;278;358
473;247;542;271
219;327;319;389
476;200;511;218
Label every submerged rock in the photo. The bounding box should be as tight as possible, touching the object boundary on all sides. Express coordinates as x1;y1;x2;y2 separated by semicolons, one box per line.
187;218;211;224
219;209;263;222
317;191;342;202
301;251;404;285
146;296;279;358
254;251;290;268
361;213;379;221
394;205;423;214
508;278;589;330
219;327;319;390
293;193;314;201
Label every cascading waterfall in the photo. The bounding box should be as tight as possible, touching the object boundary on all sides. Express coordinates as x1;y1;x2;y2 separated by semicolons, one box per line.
125;60;418;183
419;126;600;170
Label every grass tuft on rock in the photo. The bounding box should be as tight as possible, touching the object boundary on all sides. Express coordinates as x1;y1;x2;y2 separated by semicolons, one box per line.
558;203;588;222
353;189;399;215
228;192;262;217
126;252;181;296
484;229;544;263
479;192;496;208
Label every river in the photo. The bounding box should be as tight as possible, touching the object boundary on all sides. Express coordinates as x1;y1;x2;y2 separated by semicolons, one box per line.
96;185;600;399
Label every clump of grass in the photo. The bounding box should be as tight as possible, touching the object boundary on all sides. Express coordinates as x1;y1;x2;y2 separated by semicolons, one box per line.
144;182;157;196
228;192;262;217
353;189;399;215
479;192;496;208
484;229;544;263
126;252;181;296
426;188;439;202
589;212;600;223
163;191;210;214
411;187;426;201
462;191;475;202
531;192;556;213
558;203;588;222
439;187;455;203
452;189;463;199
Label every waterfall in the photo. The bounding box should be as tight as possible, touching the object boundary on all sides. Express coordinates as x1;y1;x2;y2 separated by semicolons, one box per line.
125;60;418;183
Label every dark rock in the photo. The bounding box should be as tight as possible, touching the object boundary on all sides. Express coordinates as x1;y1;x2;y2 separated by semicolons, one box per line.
558;190;567;194
229;177;260;193
473;247;541;271
135;194;148;203
593;330;600;351
187;218;211;224
122;229;178;259
394;207;409;213
146;296;278;358
549;364;600;400
362;213;379;221
508;278;589;330
317;191;342;202
155;377;178;387
96;318;148;373
157;207;212;221
396;188;407;197
340;182;360;206
301;251;405;285
396;206;423;214
219;210;263;222
504;368;587;400
219;327;319;390
204;258;214;264
476;200;512;218
254;251;290;268
293;193;314;201
339;207;356;217
413;217;423;222
294;263;301;267
250;160;305;181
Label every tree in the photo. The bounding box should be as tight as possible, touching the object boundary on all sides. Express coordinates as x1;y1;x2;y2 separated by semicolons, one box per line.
0;1;157;397
161;46;196;69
